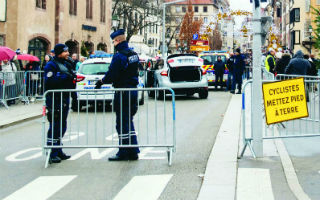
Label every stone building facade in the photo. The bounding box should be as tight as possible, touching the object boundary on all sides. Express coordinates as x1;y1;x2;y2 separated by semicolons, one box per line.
165;0;229;53
0;0;112;62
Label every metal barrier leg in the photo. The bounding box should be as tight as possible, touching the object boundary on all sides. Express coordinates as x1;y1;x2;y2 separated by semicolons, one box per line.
239;142;248;159
167;148;173;166
239;139;257;159
0;99;9;109
45;149;51;168
247;140;257;159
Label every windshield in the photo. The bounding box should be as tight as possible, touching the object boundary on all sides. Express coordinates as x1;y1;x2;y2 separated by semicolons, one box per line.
79;63;110;75
201;55;227;65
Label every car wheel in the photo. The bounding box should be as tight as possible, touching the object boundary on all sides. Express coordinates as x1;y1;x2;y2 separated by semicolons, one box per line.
199;88;208;99
156;83;164;100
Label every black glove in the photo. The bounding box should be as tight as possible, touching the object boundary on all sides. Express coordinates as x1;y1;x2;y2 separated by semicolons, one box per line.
95;80;103;89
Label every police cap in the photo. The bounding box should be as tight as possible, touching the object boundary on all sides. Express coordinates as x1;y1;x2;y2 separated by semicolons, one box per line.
110;29;125;40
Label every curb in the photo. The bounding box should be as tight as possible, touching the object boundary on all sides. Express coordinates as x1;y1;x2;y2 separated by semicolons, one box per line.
0;114;42;129
197;94;242;200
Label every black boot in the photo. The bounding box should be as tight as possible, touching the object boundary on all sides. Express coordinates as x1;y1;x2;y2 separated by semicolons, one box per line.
49;156;61;163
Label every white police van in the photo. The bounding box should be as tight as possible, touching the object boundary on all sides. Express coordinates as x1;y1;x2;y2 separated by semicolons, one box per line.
72;56;145;111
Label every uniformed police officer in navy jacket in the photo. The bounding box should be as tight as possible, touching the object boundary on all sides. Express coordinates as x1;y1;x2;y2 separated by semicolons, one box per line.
44;44;75;163
95;29;140;161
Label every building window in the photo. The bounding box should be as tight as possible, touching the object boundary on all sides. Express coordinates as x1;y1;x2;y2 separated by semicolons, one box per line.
194;6;198;12
86;0;93;19
290;8;300;23
317;0;320;5
203;6;208;12
0;35;5;46
182;7;186;12
176;17;181;24
69;0;77;15
194;17;198;21
36;0;46;9
204;17;208;23
176;6;181;13
100;0;106;22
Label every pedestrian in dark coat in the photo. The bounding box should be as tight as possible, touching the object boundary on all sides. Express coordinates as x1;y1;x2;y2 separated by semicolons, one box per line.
44;44;76;163
285;50;311;75
213;56;225;90
226;53;234;91
303;55;317;76
275;53;291;75
95;29;140;161
231;48;245;94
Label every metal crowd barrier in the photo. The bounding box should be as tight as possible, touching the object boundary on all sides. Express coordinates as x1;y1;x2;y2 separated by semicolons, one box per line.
42;88;176;168
261;65;275;80
240;78;320;158
24;71;45;102
0;71;25;109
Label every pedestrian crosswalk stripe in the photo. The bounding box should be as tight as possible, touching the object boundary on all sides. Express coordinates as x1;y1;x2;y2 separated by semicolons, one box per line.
3;176;77;200
113;174;173;200
237;168;274;200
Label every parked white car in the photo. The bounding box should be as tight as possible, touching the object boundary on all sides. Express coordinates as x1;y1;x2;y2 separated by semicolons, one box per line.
72;57;144;111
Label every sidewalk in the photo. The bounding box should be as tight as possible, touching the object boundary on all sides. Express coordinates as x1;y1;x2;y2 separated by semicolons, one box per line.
0;102;43;128
197;94;242;200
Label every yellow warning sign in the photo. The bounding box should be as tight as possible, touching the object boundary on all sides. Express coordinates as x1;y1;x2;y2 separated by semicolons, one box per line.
262;77;309;125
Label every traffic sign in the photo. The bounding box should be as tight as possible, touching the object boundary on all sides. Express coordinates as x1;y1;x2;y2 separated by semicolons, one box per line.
193;34;199;40
190;40;209;46
190;45;209;52
262;77;309;125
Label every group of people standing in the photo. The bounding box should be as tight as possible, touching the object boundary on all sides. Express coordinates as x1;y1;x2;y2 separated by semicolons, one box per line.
265;49;317;77
45;29;140;163
213;48;246;94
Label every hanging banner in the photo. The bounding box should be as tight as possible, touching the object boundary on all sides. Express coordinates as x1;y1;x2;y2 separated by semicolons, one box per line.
262;77;309;125
0;0;6;22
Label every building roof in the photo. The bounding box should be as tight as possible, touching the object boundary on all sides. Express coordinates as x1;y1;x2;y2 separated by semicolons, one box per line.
165;0;214;5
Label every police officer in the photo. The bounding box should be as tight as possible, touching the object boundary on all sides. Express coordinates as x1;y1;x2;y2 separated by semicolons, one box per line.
231;48;245;94
95;29;140;161
213;56;226;90
226;53;234;91
44;44;75;163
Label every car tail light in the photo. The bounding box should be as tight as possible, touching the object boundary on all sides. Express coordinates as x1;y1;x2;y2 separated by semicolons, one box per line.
160;70;168;76
201;68;207;75
168;59;174;63
76;75;85;82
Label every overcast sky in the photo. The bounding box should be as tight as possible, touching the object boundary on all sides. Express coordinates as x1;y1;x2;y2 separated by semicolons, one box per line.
229;0;253;11
229;0;268;28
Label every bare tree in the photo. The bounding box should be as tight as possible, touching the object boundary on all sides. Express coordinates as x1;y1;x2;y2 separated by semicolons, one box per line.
179;0;203;52
209;24;222;50
112;0;160;42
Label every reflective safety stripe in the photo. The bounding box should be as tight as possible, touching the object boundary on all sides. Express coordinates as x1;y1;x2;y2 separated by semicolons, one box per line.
202;65;213;70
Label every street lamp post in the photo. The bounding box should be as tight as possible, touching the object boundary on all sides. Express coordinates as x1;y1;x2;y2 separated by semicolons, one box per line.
112;16;120;31
309;25;313;55
162;0;187;64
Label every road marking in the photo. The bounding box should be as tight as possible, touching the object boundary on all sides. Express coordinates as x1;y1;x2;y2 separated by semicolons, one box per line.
6;147;42;162
3;176;76;200
139;147;166;160
113;174;173;200
237;168;274;200
274;128;311;200
62;131;85;142
69;148;114;160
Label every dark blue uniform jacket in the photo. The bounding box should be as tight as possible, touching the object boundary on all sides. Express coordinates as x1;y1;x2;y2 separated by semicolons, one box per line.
102;41;139;88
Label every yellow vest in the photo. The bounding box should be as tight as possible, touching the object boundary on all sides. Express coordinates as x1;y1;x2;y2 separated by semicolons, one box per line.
264;55;275;72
